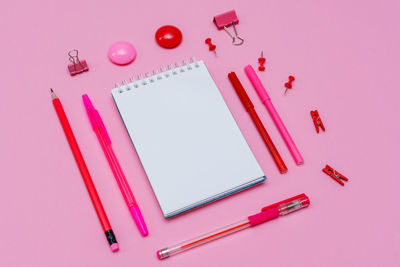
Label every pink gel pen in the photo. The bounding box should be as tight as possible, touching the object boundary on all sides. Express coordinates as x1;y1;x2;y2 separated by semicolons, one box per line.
83;94;148;236
157;194;310;259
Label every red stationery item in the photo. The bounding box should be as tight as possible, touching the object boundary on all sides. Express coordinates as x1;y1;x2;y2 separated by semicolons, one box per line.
258;51;266;71
205;38;217;56
284;75;295;94
155;25;182;48
261;193;310;212
157;193;309;260
228;72;288;174
310;110;325;133
50;89;118;252
322;165;349;186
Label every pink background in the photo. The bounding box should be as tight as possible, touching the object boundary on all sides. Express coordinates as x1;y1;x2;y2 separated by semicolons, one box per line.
1;0;399;266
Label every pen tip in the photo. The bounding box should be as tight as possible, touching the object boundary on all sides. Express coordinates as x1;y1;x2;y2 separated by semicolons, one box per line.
50;88;53;93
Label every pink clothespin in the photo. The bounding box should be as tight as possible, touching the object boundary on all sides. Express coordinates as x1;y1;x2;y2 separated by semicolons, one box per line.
213;10;244;45
68;49;88;76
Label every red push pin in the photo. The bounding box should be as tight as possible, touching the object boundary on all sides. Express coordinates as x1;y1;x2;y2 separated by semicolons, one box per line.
258;51;266;71
284;75;295;94
205;38;217;56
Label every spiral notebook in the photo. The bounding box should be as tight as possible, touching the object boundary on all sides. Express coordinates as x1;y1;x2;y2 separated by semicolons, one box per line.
111;58;266;218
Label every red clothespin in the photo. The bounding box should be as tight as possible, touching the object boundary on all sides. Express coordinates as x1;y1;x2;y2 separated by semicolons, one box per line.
68;49;88;76
310;110;325;133
322;165;349;186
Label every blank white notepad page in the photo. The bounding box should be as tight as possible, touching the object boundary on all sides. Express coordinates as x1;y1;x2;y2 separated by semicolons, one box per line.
112;60;265;218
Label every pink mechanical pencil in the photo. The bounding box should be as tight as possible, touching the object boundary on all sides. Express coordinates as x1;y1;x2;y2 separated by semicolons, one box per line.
83;94;148;236
244;65;304;165
157;194;310;259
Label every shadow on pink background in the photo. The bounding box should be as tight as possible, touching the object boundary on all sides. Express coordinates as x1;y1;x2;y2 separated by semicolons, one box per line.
0;0;399;266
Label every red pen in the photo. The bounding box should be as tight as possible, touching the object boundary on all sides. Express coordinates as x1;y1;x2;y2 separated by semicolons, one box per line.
50;89;119;252
82;94;148;236
157;194;310;259
228;72;288;173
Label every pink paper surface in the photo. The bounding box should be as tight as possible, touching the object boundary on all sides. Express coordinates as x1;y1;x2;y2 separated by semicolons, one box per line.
1;0;399;266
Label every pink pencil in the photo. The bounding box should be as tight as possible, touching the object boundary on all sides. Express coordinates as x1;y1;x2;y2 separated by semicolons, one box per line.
244;65;304;165
83;94;148;236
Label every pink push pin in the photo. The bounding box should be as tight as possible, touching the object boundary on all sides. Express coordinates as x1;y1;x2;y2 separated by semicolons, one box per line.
108;41;137;65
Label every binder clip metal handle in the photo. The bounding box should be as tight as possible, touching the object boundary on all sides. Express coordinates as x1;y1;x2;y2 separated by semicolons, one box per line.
213;10;244;46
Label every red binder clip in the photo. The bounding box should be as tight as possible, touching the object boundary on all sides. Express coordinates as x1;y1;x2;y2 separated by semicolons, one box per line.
322;165;349;186
68;49;88;76
310;110;325;133
213;10;244;45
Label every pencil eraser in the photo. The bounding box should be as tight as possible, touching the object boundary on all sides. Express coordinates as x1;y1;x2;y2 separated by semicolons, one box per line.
110;243;119;252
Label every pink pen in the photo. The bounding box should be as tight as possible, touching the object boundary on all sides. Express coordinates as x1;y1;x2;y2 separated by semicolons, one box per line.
157;194;310;259
83;94;148;236
244;65;304;165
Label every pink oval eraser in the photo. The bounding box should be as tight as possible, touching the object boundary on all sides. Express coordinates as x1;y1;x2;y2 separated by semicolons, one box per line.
108;41;136;65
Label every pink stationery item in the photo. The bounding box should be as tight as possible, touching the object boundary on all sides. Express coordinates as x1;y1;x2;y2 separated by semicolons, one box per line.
157;194;310;259
67;49;89;76
213;10;239;29
107;41;137;65
213;10;244;45
82;94;148;236
244;65;304;165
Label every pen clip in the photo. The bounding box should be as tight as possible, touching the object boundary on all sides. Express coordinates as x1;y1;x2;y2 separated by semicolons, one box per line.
82;94;111;145
261;193;309;212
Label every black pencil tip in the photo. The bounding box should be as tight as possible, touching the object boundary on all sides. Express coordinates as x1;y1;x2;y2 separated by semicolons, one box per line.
50;88;53;93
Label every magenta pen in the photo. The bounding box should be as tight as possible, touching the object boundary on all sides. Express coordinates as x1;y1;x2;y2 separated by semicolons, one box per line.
157;194;310;259
83;94;148;236
244;65;304;165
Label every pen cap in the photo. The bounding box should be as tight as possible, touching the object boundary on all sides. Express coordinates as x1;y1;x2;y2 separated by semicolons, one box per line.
244;65;270;102
82;94;111;145
261;193;310;216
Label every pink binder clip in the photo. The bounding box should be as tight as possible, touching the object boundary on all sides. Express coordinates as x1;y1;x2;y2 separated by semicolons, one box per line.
213;10;244;45
68;49;89;76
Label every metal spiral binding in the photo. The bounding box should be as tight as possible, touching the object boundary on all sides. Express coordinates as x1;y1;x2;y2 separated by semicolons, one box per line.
115;58;199;93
